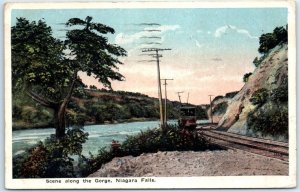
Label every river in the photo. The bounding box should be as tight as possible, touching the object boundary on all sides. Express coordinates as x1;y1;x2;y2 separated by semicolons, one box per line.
12;120;209;157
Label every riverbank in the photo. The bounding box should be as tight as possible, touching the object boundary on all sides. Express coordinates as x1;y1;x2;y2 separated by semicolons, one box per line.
12;117;160;131
88;149;288;177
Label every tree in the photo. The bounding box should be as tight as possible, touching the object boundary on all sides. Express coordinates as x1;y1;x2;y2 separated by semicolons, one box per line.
258;25;288;54
273;26;287;44
258;33;277;54
12;17;126;138
243;72;252;82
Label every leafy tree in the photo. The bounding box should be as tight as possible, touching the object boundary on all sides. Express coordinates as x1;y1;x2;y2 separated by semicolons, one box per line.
273;26;287;44
243;72;252;82
258;33;277;54
258;25;287;54
12;17;126;138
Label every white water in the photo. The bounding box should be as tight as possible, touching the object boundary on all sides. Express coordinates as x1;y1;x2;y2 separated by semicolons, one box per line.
12;120;209;156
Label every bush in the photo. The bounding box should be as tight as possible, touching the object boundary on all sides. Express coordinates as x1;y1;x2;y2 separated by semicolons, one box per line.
243;72;252;83
247;103;288;138
249;88;269;106
270;85;288;103
212;102;228;115
13;127;88;178
253;57;262;67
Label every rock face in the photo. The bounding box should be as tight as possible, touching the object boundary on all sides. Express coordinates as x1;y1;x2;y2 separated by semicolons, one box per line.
207;97;231;123
217;44;288;140
88;150;288;177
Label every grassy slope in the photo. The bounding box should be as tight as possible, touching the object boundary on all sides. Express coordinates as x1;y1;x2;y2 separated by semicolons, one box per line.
12;89;207;130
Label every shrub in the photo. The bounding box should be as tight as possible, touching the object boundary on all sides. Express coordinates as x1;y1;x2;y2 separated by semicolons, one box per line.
13;127;88;178
270;85;288;103
249;88;269;106
247;103;288;138
212;102;228;115
253;57;262;67
243;72;252;83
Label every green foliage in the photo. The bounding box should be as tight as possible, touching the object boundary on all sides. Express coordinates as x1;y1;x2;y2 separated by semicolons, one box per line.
12;18;68;101
258;25;287;54
89;85;97;90
243;72;252;83
12;16;126;138
252;57;262;67
13;127;88;178
212;102;228;115
258;33;278;54
65;16;127;89
249;88;269;106
247;103;288;138
273;26;288;44
270;85;288;103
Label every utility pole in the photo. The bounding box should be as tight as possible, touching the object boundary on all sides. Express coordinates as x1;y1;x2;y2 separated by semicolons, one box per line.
142;48;171;130
177;91;184;105
209;95;214;124
161;78;173;127
186;92;190;104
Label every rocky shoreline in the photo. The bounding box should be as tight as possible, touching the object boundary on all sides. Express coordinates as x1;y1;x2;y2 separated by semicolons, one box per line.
88;149;288;177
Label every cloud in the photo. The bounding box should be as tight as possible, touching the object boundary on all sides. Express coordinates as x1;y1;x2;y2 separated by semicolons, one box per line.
115;24;180;46
214;25;258;39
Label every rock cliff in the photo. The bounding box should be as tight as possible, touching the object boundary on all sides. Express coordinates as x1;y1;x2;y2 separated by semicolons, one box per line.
217;43;288;141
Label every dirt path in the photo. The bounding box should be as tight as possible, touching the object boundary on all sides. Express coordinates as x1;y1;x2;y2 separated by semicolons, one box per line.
88;149;288;177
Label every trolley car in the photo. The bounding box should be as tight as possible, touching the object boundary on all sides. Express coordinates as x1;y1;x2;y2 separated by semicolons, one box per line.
178;106;197;130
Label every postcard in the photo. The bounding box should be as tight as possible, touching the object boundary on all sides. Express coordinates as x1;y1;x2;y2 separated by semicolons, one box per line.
4;0;296;189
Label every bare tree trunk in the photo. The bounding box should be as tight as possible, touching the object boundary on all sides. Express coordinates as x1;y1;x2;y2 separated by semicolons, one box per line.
54;71;78;139
54;105;67;139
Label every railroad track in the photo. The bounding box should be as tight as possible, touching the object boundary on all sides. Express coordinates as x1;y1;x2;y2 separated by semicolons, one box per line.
198;129;289;162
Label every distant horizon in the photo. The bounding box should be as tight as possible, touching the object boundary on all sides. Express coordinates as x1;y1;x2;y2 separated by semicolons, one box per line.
12;7;288;104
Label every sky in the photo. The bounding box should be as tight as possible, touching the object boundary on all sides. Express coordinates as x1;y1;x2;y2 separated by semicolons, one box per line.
11;8;287;104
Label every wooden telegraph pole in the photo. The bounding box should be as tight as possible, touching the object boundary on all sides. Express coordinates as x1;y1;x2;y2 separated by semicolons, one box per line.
161;78;173;127
209;95;214;124
177;91;184;105
142;48;171;130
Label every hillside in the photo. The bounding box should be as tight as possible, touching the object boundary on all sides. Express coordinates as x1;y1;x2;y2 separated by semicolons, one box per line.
207;91;238;123
217;43;288;142
12;89;207;130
